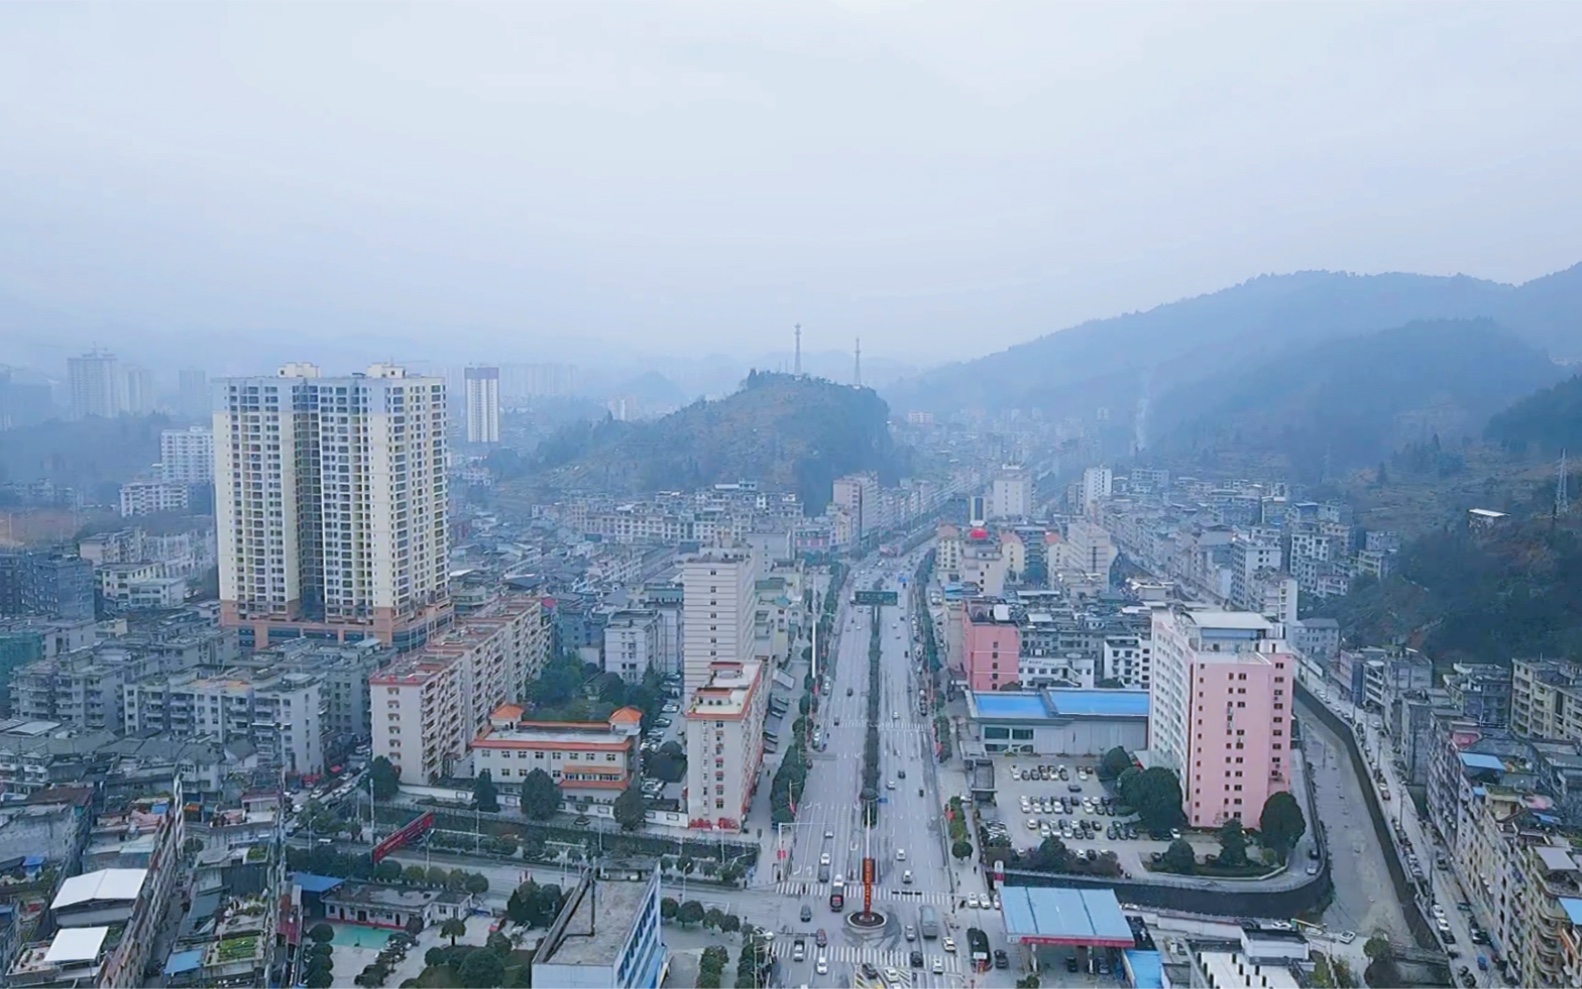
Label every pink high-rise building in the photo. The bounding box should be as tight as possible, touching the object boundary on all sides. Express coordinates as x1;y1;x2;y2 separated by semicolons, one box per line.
962;599;1021;691
1151;609;1293;827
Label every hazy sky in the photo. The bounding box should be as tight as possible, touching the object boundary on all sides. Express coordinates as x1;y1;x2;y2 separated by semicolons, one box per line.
3;1;1581;367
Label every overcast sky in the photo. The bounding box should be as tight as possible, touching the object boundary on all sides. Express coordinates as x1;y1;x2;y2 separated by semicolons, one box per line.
3;1;1581;367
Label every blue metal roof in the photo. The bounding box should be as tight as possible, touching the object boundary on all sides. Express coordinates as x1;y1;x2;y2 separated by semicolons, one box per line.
1047;689;1149;718
1000;887;1135;946
164;949;204;975
294;872;347;894
972;693;1051;720
1124;949;1165;989
971;689;1149;721
1460;752;1505;772
1561;897;1582;925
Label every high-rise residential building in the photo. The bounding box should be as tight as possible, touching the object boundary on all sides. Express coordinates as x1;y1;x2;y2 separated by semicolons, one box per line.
680;547;756;704
1150;608;1294;827
369;597;550;785
1512;658;1582;742
122;670;325;774
0;552;95;621
463;365;501;444
67;349;122;419
214;363;451;649
1081;466;1113;514
990;465;1033;520
684;660;766;831
178;367;209;419
160;426;215;483
122;364;157;414
961;599;1022;691
603;610;661;684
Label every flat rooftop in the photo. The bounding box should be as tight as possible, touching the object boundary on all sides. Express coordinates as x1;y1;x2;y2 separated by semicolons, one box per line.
970;689;1149;721
1001;887;1134;947
537;878;651;967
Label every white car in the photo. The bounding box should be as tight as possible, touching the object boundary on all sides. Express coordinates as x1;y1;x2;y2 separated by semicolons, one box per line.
1027;817;1039;830
820;852;831;866
932;957;944;974
896;848;907;861
815;956;828;975
884;968;902;984
903;870;913;884
966;893;981;909
943;937;956;953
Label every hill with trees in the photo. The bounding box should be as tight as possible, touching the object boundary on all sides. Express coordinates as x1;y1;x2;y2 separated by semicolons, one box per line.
497;371;909;511
886;263;1582;433
1485;373;1582;455
1148;319;1563;479
1308;513;1582;666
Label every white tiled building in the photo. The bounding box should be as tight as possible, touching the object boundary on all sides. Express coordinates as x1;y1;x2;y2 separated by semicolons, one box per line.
159;426;214;483
684;661;767;832
214;362;451;649
680;547;756;705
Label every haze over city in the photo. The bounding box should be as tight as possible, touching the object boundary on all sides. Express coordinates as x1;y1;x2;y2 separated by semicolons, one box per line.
4;2;1582;371
6;5;1582;989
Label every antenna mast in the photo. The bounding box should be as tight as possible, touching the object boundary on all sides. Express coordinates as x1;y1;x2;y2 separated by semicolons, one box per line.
854;337;862;387
794;324;802;376
1559;450;1571;516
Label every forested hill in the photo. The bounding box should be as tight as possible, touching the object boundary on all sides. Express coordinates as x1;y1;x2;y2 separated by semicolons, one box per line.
1310;514;1582;665
493;372;909;512
1150;318;1562;478
1485;373;1582;455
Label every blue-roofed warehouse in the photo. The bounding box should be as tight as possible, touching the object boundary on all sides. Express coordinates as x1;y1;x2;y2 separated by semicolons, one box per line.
965;688;1149;756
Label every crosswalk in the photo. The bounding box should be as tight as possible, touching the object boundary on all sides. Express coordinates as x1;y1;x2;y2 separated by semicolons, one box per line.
768;940;962;978
769;879;955;905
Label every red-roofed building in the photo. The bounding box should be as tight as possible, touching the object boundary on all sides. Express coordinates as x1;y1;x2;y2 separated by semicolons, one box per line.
465;705;642;808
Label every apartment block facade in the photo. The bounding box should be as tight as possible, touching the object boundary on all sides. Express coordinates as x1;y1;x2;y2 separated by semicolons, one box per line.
159;426;215;484
684;661;766;832
462;365;501;445
467;704;642;808
961;600;1022;692
215;362;451;649
680;547;756;704
370;596;549;785
1512;658;1582;743
1150;608;1293;827
123;670;325;775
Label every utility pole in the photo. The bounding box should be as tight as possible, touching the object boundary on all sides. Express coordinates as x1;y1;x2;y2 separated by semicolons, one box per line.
854;337;862;387
794;324;802;376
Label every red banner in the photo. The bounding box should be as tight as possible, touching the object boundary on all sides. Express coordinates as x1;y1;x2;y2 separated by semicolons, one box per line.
371;811;434;863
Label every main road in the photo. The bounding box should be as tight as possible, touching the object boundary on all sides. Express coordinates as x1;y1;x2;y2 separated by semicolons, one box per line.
768;552;968;988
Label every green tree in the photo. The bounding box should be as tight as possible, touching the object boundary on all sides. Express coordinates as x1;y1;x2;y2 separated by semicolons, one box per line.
447;868;470;891
465;873;490;895
1128;767;1184;831
304;967;335;989
952;839;974;860
473;769;501;813
428;865;451;886
1161;839;1196;874
369;756;401;800
404;914;425;938
374;859;403;883
1099;746;1134;781
403;864;427;885
1363;936;1392;961
458;948;506;989
520;768;562;820
307;923;335;945
440;917;468;946
678;899;705;928
1218;819;1248;868
661;897;679;922
613;785;648;832
719;913;741;934
1258;791;1308;861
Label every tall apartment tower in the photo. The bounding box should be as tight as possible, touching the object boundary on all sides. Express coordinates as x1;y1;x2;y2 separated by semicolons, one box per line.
67;349;122;419
160;426;215;483
214;362;452;650
679;547;757;704
178;367;209;419
463;365;501;444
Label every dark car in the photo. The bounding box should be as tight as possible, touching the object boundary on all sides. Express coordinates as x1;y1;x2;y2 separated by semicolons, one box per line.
993;949;1009;969
910;950;924;968
815;929;827;948
1065;955;1079;973
898;769;906;779
861;963;879;979
1308;846;1320;860
800;904;812;922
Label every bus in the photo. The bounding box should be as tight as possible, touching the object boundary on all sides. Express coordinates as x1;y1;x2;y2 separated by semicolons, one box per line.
830;876;845;911
919;905;940;939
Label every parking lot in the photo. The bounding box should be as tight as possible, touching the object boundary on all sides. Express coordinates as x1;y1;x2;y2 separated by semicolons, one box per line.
637;674;686;803
986;758;1224;878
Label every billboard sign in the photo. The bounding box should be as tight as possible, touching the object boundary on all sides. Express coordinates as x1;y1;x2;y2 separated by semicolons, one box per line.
371;811;435;863
854;590;898;606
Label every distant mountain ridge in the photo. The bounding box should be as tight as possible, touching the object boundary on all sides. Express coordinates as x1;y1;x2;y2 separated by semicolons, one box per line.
886;265;1582;428
500;371;909;511
1150;318;1564;476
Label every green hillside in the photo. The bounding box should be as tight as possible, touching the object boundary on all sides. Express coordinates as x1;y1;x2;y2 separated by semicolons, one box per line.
499;372;909;511
1151;319;1563;479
